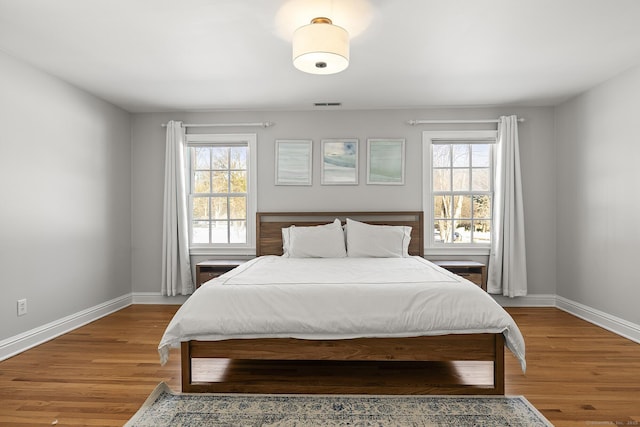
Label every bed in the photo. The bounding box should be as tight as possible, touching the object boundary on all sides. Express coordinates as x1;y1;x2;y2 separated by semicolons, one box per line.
158;211;525;395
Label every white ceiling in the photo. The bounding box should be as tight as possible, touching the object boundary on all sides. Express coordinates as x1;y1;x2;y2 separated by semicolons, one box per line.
2;0;640;113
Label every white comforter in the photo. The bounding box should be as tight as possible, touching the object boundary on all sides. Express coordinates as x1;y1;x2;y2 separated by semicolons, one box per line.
158;256;526;371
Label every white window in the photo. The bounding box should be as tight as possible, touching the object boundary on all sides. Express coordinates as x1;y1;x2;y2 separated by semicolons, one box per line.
423;130;497;255
186;134;257;255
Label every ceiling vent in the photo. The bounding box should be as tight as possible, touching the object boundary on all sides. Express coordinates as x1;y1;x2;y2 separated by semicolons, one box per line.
313;102;342;107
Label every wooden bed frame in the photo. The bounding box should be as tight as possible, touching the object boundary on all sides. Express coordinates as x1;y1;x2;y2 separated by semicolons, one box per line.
181;211;505;394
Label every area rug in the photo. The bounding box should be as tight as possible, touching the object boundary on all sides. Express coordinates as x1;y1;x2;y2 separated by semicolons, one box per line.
125;382;553;427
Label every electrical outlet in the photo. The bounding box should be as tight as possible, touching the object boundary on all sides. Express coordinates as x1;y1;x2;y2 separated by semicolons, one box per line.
17;299;27;316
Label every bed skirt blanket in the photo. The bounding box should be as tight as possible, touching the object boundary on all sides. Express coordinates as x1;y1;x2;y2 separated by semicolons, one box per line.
158;256;526;371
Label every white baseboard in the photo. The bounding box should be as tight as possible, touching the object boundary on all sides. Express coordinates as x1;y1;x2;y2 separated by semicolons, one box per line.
556;296;640;344
0;294;132;362
132;292;189;305
2;292;638;362
493;293;640;344
493;293;557;307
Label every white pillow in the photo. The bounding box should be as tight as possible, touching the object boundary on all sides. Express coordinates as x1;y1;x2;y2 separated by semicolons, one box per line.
282;219;347;258
345;218;412;258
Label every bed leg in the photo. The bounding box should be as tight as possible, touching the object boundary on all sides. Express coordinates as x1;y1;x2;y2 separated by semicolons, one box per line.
181;342;193;392
494;334;505;394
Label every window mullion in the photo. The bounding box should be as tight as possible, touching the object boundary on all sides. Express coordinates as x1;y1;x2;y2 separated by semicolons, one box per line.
206;195;211;241
452;195;456;237
208;148;214;244
448;146;454;244
227;150;231;244
468;162;473;243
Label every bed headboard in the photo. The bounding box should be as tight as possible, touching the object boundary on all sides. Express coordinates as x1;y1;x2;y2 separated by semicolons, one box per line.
256;211;424;257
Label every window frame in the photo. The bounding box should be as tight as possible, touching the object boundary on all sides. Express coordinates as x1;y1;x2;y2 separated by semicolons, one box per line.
186;133;257;256
422;130;497;256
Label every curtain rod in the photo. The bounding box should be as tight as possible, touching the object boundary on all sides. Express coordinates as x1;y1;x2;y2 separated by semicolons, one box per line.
161;121;275;128
407;118;525;125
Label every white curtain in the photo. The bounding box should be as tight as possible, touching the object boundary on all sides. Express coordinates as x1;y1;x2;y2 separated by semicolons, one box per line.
161;120;194;296
487;115;528;297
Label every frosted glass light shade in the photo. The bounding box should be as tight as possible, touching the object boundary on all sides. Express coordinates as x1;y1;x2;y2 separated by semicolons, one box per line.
292;17;349;75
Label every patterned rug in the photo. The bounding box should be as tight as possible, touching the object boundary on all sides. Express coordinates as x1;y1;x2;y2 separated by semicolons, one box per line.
125;382;553;427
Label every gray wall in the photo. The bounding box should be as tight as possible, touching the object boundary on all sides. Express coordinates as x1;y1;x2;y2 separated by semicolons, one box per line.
131;107;556;296
555;63;640;325
0;50;132;341
3;41;638;347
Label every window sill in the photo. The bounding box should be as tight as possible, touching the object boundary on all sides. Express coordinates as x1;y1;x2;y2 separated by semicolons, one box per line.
189;246;256;257
423;247;490;257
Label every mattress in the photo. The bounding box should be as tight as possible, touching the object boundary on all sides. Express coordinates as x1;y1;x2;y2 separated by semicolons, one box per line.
158;256;526;371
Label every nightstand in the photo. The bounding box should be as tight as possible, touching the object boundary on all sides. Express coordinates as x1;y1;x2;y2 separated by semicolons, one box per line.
433;260;487;291
195;260;246;288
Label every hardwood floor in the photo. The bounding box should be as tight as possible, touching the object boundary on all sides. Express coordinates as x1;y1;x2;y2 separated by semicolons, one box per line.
0;305;638;426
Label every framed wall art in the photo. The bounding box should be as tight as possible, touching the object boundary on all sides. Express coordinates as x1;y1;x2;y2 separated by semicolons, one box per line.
321;139;359;185
367;138;405;185
275;139;313;186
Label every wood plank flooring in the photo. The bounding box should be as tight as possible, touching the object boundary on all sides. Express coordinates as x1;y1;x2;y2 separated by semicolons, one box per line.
0;305;638;426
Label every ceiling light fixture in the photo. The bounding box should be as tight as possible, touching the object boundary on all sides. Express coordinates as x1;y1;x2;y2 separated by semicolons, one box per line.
292;17;349;75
